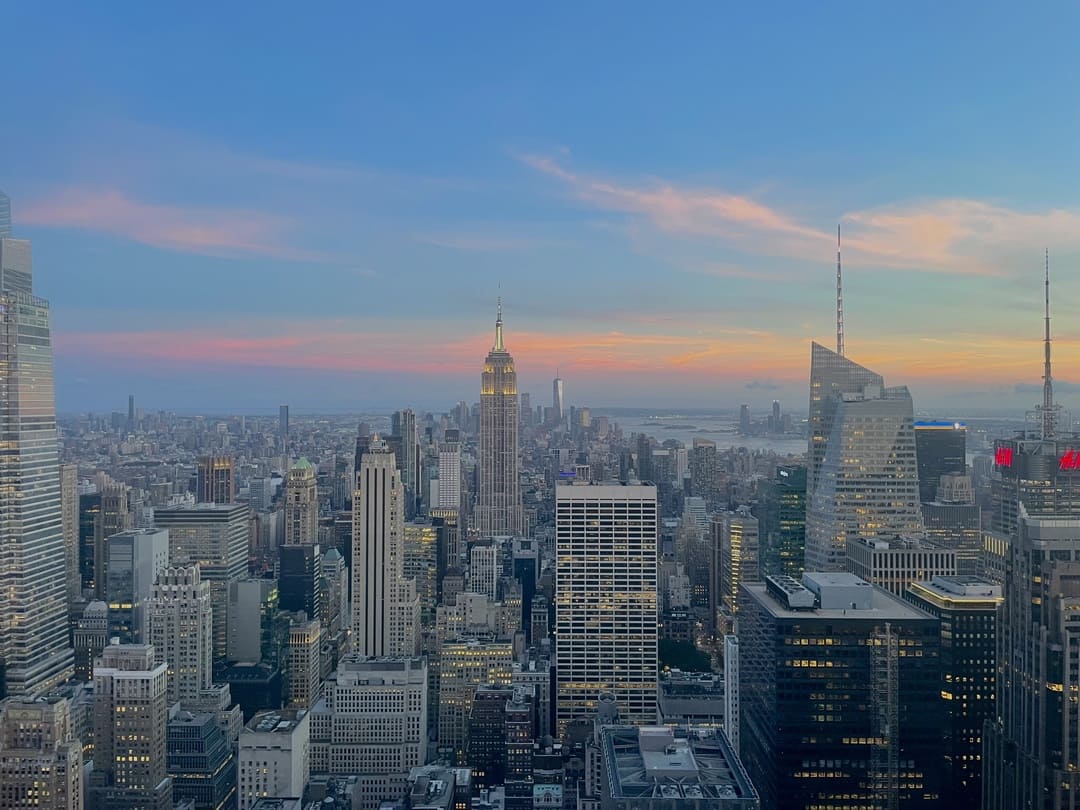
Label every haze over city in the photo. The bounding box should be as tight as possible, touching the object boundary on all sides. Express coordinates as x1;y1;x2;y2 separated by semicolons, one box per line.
4;4;1080;412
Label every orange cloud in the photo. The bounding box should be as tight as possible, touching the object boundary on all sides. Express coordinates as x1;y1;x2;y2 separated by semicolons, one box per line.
519;153;1080;278
19;188;323;261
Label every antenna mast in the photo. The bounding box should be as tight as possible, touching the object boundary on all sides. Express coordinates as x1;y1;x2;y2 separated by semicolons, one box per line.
1041;249;1056;439
836;223;845;357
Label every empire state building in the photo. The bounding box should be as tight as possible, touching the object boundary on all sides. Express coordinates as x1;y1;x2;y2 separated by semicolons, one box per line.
477;301;522;536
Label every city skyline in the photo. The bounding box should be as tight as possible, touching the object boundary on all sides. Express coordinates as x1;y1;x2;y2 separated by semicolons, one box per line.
5;6;1080;412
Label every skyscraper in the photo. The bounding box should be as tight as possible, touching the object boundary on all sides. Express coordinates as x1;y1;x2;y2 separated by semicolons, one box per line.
351;436;418;657
0;211;74;698
147;565;213;706
89;642;172;810
914;421;966;503
284;458;319;545
805;344;923;571
552;374;564;424
60;463;80;611
757;464;807;577
392;408;421;519
438;429;462;510
155;503;250;663
555;483;658;732
0;190;11;238
104;528;170;643
740;573;944;808
196;455;236;504
477;301;522;536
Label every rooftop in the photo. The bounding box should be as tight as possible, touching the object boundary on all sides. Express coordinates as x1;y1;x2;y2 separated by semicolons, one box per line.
601;726;756;805
245;708;308;734
747;573;932;622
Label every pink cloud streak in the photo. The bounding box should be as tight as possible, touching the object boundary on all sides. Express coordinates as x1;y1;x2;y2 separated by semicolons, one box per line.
19;188;323;261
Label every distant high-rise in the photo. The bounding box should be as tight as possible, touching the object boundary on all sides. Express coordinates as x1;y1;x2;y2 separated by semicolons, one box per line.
552;375;564;424
0;190;11;238
278;404;289;439
555;483;658;732
284;458;318;545
477;301;522;536
914;421;966;503
757;465;807;577
196;454;236;504
147;565;213;706
738;403;751;434
392;409;421;519
351;437;418;657
155;503;250;663
127;393;135;433
805;344;923;571
438;429;462;510
0;209;74;698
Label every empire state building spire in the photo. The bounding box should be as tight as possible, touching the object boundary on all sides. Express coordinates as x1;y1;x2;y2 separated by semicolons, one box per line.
494;296;505;352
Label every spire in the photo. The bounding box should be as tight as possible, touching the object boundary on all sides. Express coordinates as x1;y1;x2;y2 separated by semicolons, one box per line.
1042;248;1056;439
494;296;505;352
836;223;844;357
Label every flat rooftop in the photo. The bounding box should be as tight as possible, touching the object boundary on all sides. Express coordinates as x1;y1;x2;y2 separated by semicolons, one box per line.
601;726;757;805
744;578;932;621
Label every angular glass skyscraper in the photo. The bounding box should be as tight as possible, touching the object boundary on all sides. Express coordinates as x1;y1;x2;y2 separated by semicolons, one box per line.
805;343;923;571
0;219;74;697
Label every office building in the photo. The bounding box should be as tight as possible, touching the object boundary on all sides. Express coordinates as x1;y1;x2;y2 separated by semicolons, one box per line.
308;657;426;810
756;465;806;577
320;549;350;637
167;710;237;810
438;431;462;510
197;455;237;505
278;405;289;441
689;439;717;503
738;404;751;434
990;434;1080;534
905;576;1001;810
284;459;318;545
279;542;322;622
0;695;83;810
805;350;923;571
469;541;499;601
351;437;418;657
596;726;758;809
393;409;421;519
922;474;982;575
715;510;760;618
467;685;516;789
228;578;282;665
0;190;10;238
0;221;74;697
503;686;534;810
740;573;943;809
61;464;80;610
237;709;310;810
555;483;658;732
74;601;109;681
984;507;1080;808
846;535;957;597
552;376;564;424
286;616;322;709
914;421;966;503
104;528;170;643
404;521;438;619
656;671;725;729
437;638;514;756
477;302;523;536
89;642;172;810
147;565;213;705
156;503;250;662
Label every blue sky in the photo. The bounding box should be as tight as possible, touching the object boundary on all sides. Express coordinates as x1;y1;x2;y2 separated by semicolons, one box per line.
5;2;1080;414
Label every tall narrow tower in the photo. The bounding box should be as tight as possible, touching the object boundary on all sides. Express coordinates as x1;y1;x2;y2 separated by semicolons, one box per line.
0;198;74;697
552;373;564;424
836;223;844;357
351;437;418;656
1037;249;1060;439
477;300;523;536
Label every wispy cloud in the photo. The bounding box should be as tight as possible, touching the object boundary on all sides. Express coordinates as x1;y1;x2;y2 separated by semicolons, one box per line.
20;188;326;261
518;153;1080;278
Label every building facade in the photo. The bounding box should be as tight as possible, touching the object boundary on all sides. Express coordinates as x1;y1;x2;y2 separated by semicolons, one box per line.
477;303;522;536
147;565;213;705
555;483;658;732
